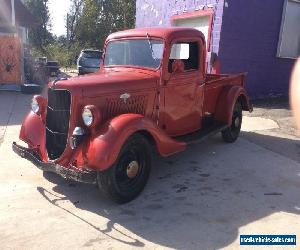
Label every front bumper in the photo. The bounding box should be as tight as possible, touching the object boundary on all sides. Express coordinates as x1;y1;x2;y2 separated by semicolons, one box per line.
12;142;97;184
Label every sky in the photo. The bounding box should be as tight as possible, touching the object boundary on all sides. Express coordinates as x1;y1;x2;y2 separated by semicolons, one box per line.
48;0;71;37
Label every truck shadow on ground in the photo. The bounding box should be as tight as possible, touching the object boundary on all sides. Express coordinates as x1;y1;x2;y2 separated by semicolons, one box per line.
242;131;300;163
37;134;300;249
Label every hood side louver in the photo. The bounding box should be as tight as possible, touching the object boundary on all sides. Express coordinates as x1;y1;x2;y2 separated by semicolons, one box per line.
104;95;147;120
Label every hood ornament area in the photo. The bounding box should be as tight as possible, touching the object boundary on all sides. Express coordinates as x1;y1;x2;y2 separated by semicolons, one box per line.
120;93;131;103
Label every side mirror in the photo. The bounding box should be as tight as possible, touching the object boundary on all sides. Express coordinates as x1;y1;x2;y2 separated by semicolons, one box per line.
164;59;185;84
206;52;218;73
206;52;217;65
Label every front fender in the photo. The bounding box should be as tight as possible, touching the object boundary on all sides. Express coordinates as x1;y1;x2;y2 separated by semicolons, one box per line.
19;111;47;161
72;114;186;171
215;85;253;125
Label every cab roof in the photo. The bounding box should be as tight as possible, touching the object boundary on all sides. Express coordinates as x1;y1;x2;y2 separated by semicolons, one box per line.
106;27;205;42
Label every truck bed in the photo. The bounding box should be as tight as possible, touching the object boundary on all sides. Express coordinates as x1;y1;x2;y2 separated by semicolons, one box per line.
205;73;246;86
203;73;246;116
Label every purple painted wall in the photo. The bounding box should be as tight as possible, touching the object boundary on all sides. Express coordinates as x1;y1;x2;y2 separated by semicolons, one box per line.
136;0;225;54
218;0;295;98
136;0;295;98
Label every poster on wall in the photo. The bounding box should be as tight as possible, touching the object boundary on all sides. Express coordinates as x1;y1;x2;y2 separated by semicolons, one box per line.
0;36;21;84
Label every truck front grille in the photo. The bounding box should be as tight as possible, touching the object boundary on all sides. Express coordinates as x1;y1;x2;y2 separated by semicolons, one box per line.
46;89;71;160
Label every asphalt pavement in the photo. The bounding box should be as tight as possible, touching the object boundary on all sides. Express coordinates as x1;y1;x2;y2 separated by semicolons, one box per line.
0;91;300;250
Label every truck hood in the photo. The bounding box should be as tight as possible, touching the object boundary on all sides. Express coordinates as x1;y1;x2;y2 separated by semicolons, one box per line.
54;68;159;97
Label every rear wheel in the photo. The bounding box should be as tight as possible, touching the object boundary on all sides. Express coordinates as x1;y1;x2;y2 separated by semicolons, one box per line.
97;134;151;203
222;101;242;143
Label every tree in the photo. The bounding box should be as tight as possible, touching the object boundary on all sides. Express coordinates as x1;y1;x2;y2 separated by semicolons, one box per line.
24;0;53;54
103;0;136;31
66;0;84;46
25;0;137;67
67;0;136;51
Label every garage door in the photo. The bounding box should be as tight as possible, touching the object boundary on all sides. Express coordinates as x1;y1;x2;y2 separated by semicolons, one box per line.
173;15;210;47
0;36;21;84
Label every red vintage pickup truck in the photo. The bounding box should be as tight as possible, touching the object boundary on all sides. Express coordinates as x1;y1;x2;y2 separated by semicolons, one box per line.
13;27;252;203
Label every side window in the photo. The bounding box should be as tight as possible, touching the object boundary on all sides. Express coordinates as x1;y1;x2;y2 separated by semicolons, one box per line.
168;41;199;73
170;43;190;60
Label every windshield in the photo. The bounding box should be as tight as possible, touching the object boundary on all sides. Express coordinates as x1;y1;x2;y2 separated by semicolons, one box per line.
104;39;164;69
82;51;101;59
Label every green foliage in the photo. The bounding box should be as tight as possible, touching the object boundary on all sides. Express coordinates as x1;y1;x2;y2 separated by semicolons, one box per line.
69;0;136;50
24;0;53;53
41;37;81;67
25;0;136;68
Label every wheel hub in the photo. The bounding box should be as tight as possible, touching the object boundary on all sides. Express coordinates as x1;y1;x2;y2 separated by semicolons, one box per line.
234;117;241;127
126;161;139;178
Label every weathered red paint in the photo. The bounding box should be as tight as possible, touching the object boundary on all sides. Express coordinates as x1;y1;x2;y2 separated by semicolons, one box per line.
18;27;252;174
215;84;252;125
33;95;47;118
69;114;186;171
20;111;48;161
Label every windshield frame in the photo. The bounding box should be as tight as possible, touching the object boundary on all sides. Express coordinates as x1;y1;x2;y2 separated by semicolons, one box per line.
103;37;165;71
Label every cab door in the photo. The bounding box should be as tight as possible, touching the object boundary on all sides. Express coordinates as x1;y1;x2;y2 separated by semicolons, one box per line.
159;40;205;136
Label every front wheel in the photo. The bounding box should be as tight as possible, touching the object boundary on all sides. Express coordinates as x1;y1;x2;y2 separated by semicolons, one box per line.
97;134;151;203
222;101;242;143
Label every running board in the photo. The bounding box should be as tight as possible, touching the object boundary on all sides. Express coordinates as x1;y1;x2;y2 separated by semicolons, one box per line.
175;123;228;145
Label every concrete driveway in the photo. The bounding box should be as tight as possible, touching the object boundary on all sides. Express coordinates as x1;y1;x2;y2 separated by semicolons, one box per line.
1;91;300;250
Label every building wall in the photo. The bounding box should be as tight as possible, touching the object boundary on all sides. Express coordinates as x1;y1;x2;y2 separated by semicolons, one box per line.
136;0;225;54
218;0;295;98
136;0;295;98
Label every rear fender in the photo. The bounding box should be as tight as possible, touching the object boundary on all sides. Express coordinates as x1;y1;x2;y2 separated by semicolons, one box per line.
72;114;186;171
215;85;253;125
19;111;47;161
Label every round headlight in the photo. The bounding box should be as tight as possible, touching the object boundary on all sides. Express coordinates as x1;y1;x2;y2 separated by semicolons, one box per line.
31;97;40;114
82;107;93;126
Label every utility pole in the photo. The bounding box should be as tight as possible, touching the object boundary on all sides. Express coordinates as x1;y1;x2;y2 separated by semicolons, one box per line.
11;0;15;26
66;14;69;47
66;13;70;68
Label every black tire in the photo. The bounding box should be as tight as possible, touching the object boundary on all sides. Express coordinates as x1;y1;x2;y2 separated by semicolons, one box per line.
97;133;152;203
222;101;242;143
